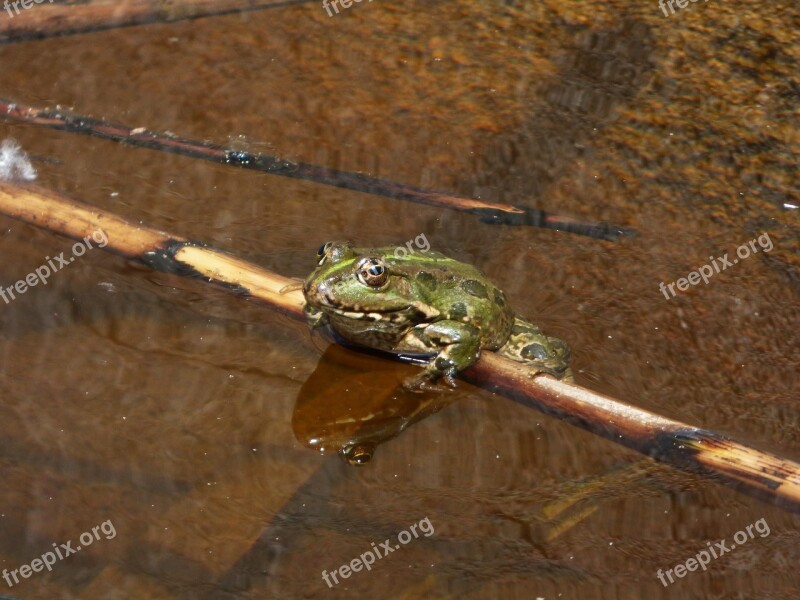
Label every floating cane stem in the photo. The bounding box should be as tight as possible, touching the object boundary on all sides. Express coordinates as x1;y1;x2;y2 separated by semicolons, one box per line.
0;97;632;241
0;181;304;317
0;180;797;511
0;0;311;44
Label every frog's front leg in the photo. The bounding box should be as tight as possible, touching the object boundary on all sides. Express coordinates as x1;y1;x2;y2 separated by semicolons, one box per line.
402;321;482;392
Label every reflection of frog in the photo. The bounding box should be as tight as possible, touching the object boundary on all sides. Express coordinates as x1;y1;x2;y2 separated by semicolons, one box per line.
303;241;572;391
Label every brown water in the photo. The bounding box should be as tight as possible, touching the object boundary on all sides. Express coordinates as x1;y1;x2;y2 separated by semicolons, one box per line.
0;1;798;598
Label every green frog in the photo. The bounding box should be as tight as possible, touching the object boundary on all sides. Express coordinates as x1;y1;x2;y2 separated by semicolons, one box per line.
302;241;572;391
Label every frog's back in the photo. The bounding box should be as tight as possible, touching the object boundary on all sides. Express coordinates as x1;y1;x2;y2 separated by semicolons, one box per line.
383;250;515;350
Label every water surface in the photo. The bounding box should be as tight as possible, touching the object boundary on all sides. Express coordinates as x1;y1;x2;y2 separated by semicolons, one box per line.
0;0;797;598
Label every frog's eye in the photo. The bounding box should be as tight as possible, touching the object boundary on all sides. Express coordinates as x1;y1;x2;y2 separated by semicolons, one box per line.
316;242;333;265
356;258;388;288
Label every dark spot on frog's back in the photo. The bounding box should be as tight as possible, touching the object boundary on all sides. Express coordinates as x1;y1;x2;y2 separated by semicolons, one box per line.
493;287;508;308
415;271;437;290
448;302;468;321
521;343;549;361
461;279;489;299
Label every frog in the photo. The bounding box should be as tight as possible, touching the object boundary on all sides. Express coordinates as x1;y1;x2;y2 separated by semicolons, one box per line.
302;241;572;392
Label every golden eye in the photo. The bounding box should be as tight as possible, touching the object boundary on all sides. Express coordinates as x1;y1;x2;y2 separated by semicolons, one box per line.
316;241;333;265
356;258;388;287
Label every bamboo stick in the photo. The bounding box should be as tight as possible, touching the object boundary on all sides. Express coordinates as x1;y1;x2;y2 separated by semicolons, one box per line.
469;355;800;510
0;180;305;316
0;180;797;511
0;97;633;241
0;0;310;44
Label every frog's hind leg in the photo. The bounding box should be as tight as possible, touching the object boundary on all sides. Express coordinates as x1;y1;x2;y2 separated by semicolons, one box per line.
499;317;573;382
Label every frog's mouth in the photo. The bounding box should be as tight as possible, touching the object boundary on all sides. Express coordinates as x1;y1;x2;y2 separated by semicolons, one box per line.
326;304;413;321
327;299;441;322
305;278;439;321
305;280;412;319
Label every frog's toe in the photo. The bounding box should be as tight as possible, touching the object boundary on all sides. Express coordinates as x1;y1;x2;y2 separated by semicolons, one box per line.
442;374;458;388
279;279;305;294
523;362;572;381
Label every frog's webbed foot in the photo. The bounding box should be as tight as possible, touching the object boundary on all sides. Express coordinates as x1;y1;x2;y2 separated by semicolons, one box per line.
521;348;573;382
556;367;575;383
528;365;575;383
501;318;573;381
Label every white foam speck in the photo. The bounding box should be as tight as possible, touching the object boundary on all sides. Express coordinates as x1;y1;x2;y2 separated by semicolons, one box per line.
0;138;37;181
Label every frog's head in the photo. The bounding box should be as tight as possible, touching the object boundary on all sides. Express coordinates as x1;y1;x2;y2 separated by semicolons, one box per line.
303;241;424;320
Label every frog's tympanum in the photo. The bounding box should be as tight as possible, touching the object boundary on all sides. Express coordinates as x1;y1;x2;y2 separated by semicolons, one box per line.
303;241;572;392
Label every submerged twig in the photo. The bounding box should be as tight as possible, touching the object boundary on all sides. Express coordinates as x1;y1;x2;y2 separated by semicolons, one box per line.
0;0;312;44
0;181;795;511
0;97;633;241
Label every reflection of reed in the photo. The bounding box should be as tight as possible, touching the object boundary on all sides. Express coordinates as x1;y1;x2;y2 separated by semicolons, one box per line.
466;20;655;208
0;0;313;43
0;97;631;240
